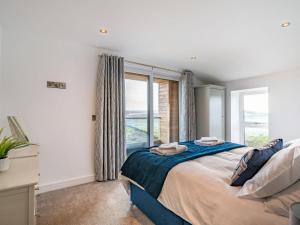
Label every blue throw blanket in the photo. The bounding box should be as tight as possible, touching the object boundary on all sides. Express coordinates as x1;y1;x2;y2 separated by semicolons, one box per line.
121;141;243;199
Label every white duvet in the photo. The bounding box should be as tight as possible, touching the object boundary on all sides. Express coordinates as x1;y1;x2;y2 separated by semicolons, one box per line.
122;147;288;225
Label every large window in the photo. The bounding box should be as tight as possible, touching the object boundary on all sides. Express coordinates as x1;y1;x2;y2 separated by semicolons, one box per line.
231;88;269;147
125;73;179;153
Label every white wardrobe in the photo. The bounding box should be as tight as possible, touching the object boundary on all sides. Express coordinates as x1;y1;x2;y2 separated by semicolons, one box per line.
195;85;225;140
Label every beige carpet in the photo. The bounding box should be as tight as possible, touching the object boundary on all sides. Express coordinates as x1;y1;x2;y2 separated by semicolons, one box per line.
37;181;154;225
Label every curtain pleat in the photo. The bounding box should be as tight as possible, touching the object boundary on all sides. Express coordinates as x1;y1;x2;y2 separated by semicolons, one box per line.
95;54;125;181
179;70;196;141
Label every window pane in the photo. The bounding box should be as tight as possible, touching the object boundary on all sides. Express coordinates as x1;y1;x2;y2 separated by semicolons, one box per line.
243;91;269;147
125;74;148;150
245;126;268;147
244;93;268;123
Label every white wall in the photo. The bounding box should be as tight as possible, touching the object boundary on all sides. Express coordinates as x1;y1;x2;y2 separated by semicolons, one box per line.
193;76;204;87
224;68;300;142
0;26;195;192
0;27;99;191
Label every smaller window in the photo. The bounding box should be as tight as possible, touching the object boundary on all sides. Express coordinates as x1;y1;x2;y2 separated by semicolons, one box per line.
231;88;269;147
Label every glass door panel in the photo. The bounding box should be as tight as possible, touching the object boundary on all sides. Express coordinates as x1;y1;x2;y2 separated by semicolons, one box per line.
153;78;179;144
125;73;149;151
153;81;161;144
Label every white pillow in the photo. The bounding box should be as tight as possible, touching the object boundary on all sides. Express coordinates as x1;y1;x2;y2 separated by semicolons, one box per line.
284;138;300;148
238;143;300;198
264;181;300;217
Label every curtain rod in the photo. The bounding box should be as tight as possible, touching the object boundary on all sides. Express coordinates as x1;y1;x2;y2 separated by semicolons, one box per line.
124;60;181;74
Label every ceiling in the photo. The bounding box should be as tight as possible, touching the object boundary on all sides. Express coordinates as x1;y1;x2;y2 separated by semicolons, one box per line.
0;0;300;82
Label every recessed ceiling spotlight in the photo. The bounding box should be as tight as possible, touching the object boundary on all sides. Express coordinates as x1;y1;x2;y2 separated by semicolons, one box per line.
281;21;290;28
190;56;197;60
100;28;108;34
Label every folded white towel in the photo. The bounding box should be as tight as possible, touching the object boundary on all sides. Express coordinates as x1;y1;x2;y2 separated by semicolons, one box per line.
150;145;186;156
200;137;218;142
159;142;178;150
194;139;225;146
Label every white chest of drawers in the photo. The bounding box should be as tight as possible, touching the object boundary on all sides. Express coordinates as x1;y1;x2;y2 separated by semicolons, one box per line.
0;146;39;225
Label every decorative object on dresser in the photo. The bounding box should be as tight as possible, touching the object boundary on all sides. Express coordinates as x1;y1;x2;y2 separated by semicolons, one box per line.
194;84;225;140
0;145;39;225
7;116;30;142
290;203;300;225
0;128;31;172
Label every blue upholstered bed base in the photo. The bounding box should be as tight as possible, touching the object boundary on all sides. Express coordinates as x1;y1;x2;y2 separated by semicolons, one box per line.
130;183;191;225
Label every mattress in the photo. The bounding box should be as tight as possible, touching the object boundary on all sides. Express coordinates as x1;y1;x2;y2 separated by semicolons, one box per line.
122;147;288;225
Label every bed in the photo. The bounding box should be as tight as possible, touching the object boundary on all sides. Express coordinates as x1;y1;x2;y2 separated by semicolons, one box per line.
121;143;289;225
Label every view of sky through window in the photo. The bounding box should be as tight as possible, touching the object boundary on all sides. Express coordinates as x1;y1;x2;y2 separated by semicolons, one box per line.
125;79;159;112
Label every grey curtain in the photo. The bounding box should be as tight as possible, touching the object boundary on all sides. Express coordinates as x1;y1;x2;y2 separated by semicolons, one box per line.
179;70;196;141
95;54;125;181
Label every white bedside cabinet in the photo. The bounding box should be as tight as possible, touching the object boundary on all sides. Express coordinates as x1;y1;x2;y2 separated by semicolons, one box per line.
0;146;39;225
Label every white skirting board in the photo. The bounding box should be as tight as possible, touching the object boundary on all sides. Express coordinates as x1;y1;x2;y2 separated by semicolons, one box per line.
38;175;95;193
